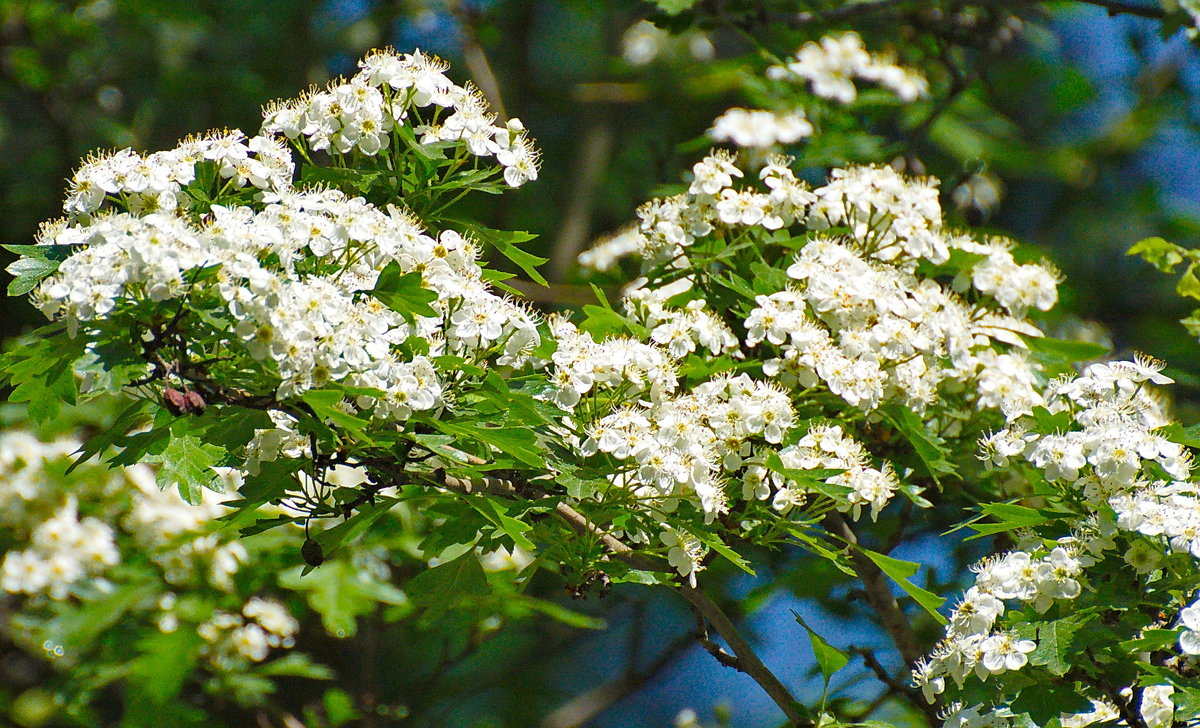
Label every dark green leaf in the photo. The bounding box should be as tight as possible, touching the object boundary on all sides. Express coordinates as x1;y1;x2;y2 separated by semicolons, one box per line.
1031;616;1083;676
302;388;377;445
793;611;849;684
129;629;205;703
861;548;947;624
1023;335;1111;362
152;433;226;505
880;405;957;483
690;529;754;576
369;262;438;323
765;452;851;501
256;653;335;680
406;554;490;618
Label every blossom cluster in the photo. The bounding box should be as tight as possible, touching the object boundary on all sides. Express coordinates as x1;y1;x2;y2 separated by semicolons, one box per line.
912;543;1084;702
709;108;814;149
263;49;538;187
918;357;1200;719
196;596;300;668
766;31;929;103
62;131;294;218
0;431;246;599
31;63;542;426
586;153;1057;416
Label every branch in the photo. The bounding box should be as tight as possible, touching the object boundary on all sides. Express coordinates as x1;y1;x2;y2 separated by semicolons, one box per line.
430;473;808;726
549;501;809;727
455;7;509;119
823;513;923;668
850;646;940;724
540;631;693;728
1067;0;1165;19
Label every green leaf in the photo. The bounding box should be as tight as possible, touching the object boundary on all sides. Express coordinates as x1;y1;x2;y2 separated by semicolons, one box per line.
460;494;537;552
966;502;1065;540
448;221;548;286
129;629;205;704
1120;628;1182;653
2;243;78;262
860;548;947;624
56;582;159;649
299;166;384;195
1128;236;1187;273
1031;405;1073;433
1009;682;1093;724
649;0;700;14
67;398;152;473
5;255;59;296
323;689;361;728
369;262;438;323
1023;335;1111;362
314;496;398;556
1;328;86;423
690;529;754;576
302;388;377;445
1031;616;1083;677
281;560;407;638
749;262;788;294
406;554;490;618
433;419;545;468
579;304;646;340
1160;422;1200;449
793;611;849;684
879;405;957;483
152;433;226;505
765;452;852;501
256;653;335;680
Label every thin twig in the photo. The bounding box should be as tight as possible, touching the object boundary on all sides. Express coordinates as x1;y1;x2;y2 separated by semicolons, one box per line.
850;646;939;723
548;501;808;727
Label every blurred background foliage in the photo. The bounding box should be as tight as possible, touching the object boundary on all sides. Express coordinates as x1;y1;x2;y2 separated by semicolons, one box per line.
2;1;1200;726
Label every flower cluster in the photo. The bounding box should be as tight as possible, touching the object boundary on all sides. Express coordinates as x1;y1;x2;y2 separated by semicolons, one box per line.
766;31;929;103
709;108;814;149
623;281;739;359
771;424;898;521
919;357;1200;719
197;596;300;668
0;429;311;688
2;497;119;600
62;131;294;218
913;543;1084;702
263;49;538;187
32;65;541;423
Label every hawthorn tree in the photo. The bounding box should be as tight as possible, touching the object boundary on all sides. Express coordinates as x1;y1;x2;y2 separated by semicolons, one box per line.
3;3;1200;728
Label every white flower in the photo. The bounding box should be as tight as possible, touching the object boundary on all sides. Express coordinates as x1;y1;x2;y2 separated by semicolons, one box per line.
978;632;1036;675
1179;602;1200;655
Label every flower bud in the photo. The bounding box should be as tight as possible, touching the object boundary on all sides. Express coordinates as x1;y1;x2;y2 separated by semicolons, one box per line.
184;390;206;415
163;387;188;416
301;538;324;567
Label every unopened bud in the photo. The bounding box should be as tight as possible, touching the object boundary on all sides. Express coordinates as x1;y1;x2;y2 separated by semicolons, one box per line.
163;387;188;416
184;390;206;415
302;538;324;567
